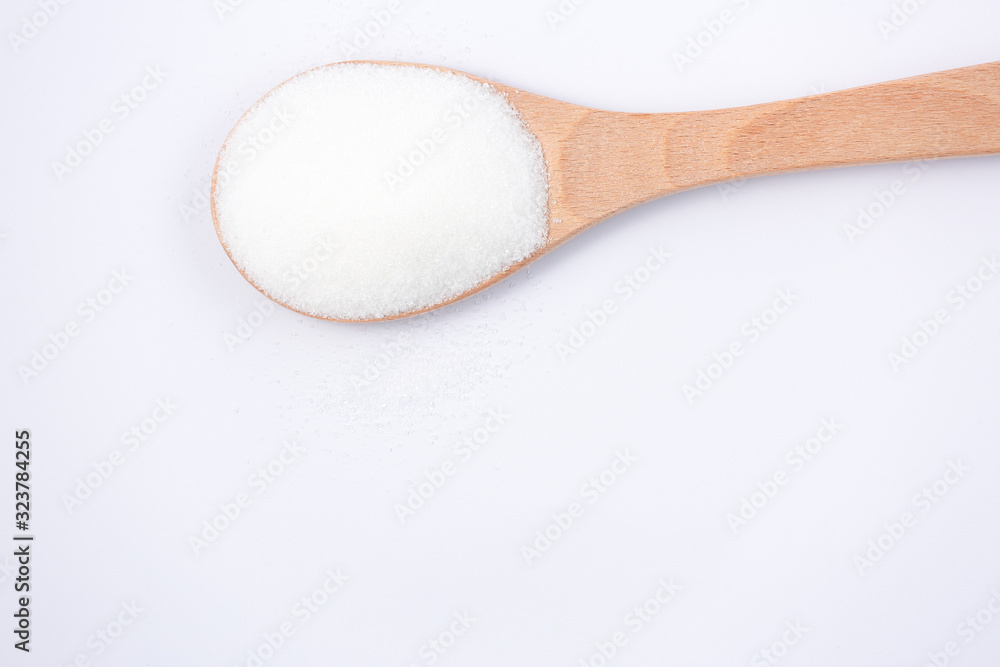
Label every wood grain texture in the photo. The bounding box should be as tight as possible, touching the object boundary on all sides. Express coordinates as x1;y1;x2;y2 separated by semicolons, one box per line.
212;60;1000;321
504;60;1000;253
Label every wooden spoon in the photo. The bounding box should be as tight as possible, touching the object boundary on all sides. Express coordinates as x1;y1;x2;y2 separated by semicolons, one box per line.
212;60;1000;321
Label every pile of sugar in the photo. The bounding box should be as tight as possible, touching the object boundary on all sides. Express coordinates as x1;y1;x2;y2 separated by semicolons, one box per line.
213;63;549;321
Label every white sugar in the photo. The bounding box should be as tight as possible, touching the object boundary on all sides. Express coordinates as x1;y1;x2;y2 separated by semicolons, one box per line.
213;63;549;321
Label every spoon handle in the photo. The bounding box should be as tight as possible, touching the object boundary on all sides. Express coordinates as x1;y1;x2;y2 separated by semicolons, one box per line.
664;61;1000;191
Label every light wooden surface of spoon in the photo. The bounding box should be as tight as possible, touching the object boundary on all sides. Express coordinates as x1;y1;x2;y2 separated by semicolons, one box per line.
213;60;1000;321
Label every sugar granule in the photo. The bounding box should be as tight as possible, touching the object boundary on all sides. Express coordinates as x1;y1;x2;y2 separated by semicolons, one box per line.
213;63;550;321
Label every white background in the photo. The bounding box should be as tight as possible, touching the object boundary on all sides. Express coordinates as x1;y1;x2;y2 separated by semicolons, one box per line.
2;0;1000;665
